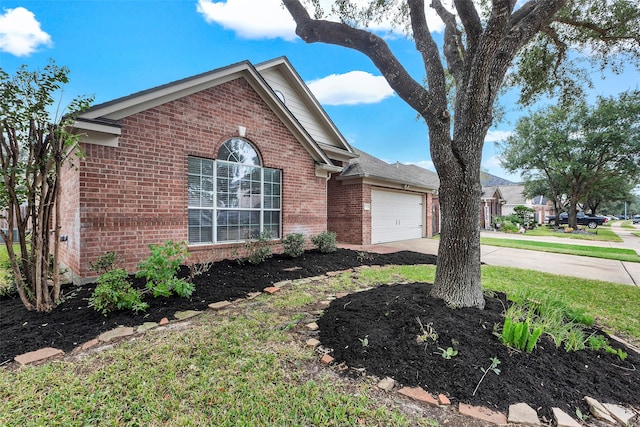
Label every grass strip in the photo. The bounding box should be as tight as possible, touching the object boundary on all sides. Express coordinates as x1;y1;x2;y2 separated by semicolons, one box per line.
480;237;640;262
524;227;622;242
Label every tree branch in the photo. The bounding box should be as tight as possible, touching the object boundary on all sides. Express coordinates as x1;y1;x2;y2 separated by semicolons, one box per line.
452;0;482;49
554;14;640;45
283;0;433;116
430;0;465;81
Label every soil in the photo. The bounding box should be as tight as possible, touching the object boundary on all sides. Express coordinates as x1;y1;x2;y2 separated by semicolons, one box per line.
1;248;639;424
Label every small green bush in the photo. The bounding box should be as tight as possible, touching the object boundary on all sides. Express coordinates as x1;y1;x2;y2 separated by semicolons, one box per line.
89;268;148;316
311;231;337;253
89;251;123;274
238;229;273;265
136;240;194;298
282;233;305;258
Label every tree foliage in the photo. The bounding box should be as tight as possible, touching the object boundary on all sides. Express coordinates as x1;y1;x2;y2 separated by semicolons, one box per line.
283;0;640;308
500;90;640;228
0;61;92;312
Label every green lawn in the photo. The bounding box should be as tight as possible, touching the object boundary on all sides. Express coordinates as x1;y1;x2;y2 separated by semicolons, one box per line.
524;226;622;242
480;237;640;262
1;264;638;426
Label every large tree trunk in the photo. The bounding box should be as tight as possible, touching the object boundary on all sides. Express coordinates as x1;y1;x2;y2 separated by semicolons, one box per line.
431;165;484;308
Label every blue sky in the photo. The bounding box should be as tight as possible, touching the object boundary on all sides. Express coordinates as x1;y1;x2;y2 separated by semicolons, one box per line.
1;0;639;182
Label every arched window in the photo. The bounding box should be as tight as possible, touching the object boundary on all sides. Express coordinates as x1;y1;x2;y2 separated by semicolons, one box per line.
188;138;281;244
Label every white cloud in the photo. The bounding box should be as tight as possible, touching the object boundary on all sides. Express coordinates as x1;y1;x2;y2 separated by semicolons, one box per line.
482;155;503;169
196;0;298;40
0;7;52;56
485;129;512;142
196;0;446;40
307;71;394;105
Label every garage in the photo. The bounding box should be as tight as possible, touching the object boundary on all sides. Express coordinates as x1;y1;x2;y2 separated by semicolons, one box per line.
371;188;424;243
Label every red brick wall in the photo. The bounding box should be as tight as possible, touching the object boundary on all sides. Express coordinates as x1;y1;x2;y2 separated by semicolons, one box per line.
61;78;327;280
327;177;372;245
57;160;81;278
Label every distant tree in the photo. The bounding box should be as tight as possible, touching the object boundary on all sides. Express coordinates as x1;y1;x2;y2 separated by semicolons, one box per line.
283;0;640;308
0;62;92;312
583;176;635;215
500;91;640;229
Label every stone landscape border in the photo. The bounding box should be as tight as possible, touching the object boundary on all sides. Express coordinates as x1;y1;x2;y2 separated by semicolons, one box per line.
9;270;640;427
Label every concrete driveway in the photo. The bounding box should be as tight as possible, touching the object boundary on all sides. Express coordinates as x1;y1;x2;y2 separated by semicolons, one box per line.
346;223;640;287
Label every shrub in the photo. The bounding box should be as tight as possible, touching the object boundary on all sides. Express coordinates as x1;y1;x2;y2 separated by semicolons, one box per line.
136;241;194;298
282;233;305;258
238;229;273;265
498;220;519;233
311;231;337;253
89;268;148;316
89;251;123;274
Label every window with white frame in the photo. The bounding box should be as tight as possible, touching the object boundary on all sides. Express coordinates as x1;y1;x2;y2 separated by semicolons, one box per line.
188;138;281;244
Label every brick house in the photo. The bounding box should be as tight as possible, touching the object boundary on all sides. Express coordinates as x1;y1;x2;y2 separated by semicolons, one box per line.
328;148;440;244
60;57;439;283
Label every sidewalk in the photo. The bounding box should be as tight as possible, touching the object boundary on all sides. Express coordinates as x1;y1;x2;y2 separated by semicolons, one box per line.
341;224;640;286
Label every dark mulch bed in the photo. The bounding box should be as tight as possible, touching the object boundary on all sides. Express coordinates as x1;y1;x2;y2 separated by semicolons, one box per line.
319;282;640;422
0;249;434;364
1;248;638;423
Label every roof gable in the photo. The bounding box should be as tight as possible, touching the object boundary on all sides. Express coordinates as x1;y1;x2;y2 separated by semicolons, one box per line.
255;57;356;162
73;58;341;170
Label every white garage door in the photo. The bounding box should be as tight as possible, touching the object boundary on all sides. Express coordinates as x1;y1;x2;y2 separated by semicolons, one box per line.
371;189;424;243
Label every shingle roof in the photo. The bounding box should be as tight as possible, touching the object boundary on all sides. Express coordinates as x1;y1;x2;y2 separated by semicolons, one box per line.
499;184;527;206
339;148;440;190
480;171;515;187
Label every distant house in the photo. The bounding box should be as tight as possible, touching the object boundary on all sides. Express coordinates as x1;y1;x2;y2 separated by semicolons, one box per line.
480;186;505;230
58;57;440;283
500;185;553;224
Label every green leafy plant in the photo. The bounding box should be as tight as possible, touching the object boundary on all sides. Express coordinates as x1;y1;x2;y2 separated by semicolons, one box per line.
89;251;123;274
564;327;586;352
359;335;369;347
587;334;608;351
238;229;273;265
575;407;589;422
136;240;194;298
500;305;543;353
604;346;628;361
311;231;337;253
472;357;501;396
282;233;305;258
438;347;458;359
89;268;148;316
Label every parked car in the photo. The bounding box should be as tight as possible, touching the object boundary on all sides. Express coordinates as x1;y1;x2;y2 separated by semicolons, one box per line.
547;212;607;229
633;215;640;224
